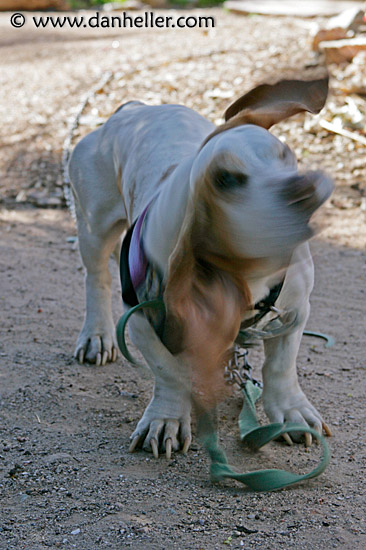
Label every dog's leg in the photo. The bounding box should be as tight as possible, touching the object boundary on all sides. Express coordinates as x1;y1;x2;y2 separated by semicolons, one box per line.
127;312;192;458
69;127;128;365
262;325;326;446
74;202;126;365
261;243;331;445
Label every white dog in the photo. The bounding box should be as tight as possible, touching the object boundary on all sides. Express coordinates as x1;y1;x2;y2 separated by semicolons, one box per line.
69;77;333;459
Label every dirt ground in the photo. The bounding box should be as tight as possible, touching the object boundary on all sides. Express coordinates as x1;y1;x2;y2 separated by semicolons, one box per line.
0;7;365;550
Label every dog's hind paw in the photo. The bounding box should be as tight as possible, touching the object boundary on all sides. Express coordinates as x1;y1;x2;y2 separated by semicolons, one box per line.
74;326;118;366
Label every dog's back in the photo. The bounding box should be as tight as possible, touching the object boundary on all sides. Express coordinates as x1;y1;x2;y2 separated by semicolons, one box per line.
69;101;214;224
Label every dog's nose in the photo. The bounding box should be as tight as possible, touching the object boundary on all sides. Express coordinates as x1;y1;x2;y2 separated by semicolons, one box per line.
283;175;316;207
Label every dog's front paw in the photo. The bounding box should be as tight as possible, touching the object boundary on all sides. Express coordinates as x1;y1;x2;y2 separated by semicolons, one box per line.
129;386;191;459
74;319;118;366
262;385;331;446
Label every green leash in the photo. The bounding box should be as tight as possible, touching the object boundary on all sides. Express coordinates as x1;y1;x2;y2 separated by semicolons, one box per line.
199;381;330;492
116;299;331;492
116;299;166;366
303;330;336;348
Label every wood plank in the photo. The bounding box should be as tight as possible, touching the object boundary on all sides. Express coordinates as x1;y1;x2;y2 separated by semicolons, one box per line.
319;37;366;62
224;1;365;18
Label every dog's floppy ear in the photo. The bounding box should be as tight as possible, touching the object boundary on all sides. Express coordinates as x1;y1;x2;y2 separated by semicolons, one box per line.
163;193;252;408
223;76;329;129
200;77;328;148
201;77;329;149
163;243;247;408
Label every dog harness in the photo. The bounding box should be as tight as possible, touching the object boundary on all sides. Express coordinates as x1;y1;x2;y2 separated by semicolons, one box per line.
120;201;166;338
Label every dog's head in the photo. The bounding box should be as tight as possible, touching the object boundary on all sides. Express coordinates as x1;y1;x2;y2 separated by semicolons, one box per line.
190;76;333;259
164;77;333;407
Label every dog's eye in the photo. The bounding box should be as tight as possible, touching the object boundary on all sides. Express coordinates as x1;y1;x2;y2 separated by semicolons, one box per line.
214;170;248;191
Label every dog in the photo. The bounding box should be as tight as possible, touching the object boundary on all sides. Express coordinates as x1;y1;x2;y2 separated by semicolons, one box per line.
68;76;333;459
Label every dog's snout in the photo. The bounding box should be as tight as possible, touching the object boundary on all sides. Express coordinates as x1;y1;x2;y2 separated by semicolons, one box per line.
283;175;316;206
281;171;333;215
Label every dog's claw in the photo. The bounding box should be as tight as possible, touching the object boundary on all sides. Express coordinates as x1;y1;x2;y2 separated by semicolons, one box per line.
150;438;159;459
165;438;172;460
78;349;85;364
129;435;140;453
282;433;293;446
182;436;191;454
102;351;108;366
322;422;332;437
112;347;118;362
305;432;312;447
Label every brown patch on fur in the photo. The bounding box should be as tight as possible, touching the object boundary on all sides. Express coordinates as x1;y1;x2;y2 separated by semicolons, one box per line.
128;184;137;222
162;310;185;355
113;100;140;115
157;164;178;186
164;154;259;409
116;166;122;195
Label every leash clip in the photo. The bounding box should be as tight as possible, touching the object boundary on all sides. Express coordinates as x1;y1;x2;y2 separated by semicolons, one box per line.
225;346;263;389
269;305;282;316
